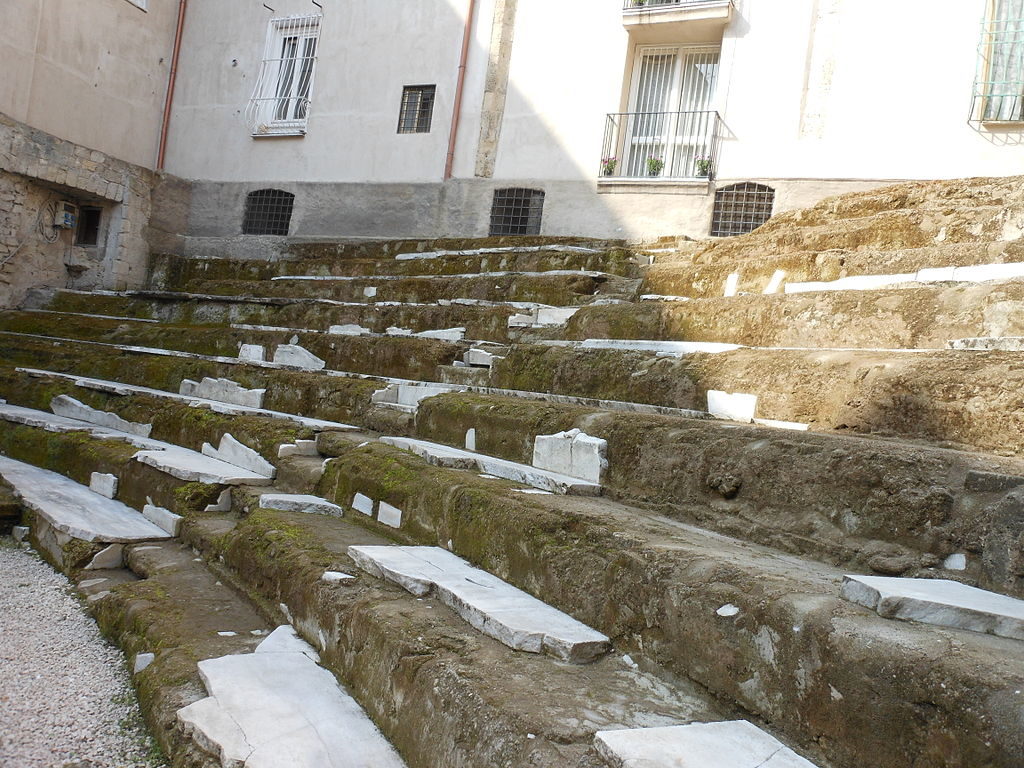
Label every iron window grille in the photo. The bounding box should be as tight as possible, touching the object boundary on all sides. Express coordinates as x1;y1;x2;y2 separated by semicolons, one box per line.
970;1;1024;122
710;183;774;237
489;189;545;236
246;14;322;136
242;189;295;236
398;86;437;134
622;0;731;10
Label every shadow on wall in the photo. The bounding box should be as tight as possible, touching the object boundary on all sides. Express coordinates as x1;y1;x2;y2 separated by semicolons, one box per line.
175;0;732;252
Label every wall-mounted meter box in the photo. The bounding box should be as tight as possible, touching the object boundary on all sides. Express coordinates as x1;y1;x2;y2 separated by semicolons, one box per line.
55;201;77;229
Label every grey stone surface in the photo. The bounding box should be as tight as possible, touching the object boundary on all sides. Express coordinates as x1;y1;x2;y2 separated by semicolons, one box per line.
133;653;155;674
841;575;1024;640
51;395;153;437
595;721;819;768
135;446;275;486
272;344;326;370
352;493;375;516
142;503;183;537
205;489;233;512
377;502;403;529
707;390;758;423
578;339;741;356
259;493;343;517
532;429;607;484
85;543;124;570
964;470;1024;493
328;323;372;336
176;626;405;768
179;377;266;408
201;434;276;479
278;439;319;458
371;382;462;412
0;456;169;543
381;436;602;496
464;348;504;367
238;344;266;362
947;336;1024;351
348;546;610;662
89;472;119;499
12;525;29;542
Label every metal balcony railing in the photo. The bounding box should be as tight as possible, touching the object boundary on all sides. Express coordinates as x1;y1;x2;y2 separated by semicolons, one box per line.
622;0;730;11
600;110;721;181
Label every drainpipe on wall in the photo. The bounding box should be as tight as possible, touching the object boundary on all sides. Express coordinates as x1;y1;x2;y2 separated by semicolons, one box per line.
157;0;189;172
444;0;478;180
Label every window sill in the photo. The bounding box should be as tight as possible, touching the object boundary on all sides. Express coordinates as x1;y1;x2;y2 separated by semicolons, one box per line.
597;177;711;194
980;119;1024;127
251;130;307;139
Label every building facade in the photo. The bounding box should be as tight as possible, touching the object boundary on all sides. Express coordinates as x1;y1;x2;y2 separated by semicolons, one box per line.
1;0;1023;295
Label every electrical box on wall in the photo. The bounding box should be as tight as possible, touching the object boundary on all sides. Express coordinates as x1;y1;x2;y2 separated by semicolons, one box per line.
54;201;77;229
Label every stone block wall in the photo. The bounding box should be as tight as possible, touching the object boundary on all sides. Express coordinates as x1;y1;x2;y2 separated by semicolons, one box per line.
0;112;188;308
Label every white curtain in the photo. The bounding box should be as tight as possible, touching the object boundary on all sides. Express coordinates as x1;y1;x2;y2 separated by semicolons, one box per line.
985;0;1024;121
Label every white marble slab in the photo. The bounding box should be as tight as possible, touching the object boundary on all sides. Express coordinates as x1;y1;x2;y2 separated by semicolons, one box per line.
394;244;600;260
532;429;607;484
595;721;818;768
273;269;606;281
259;493;343;517
371;382;463;412
707;390;758;423
377;501;403;528
0;456;170;543
238;344;266;362
578;339;741;356
177;626;405;768
179;377;266;409
328;323;373;336
135;446;275;486
348;546;610;662
841;575;1024;640
947;336;1024;351
89;472;119;499
272;344;326;371
51;394;153;437
202;434;276;478
352;492;375;516
142;503;183;536
380;436;602;496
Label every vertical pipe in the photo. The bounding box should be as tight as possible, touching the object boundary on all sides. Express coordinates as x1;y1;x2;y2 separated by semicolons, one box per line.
157;0;189;171
445;0;479;180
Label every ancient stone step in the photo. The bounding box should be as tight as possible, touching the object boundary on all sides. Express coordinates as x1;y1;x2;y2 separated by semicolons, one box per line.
323;440;1024;768
348;545;611;662
0;456;171;567
178;626;407;768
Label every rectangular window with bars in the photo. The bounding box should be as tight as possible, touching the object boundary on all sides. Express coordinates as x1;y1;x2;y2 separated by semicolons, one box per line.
973;0;1024;122
489;188;545;236
398;86;437;134
246;14;322;136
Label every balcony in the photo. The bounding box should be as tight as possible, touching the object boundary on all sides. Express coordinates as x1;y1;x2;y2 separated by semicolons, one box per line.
622;0;733;43
599;110;720;185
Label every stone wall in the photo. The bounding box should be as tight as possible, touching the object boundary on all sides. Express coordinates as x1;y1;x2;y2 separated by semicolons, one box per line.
0;113;187;307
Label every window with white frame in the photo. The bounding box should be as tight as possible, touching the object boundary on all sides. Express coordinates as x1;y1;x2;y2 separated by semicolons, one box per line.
246;14;322;136
619;45;719;178
973;0;1024;122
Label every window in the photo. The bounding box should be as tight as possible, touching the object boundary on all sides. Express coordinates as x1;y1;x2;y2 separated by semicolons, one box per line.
242;189;295;236
75;207;102;246
489;189;545;236
246;15;322;136
710;183;774;237
398;86;437;134
619;46;719;178
973;0;1024;121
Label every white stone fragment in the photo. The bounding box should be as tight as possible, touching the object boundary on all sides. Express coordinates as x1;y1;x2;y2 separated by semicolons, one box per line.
507;306;580;328
950;261;1024;283
724;271;740;297
947;336;1024;351
12;525;29;542
595;720;819;768
385;326;413;336
328;324;372;336
238;343;266;362
142;503;183;537
752;418;809;432
177;628;405;768
364;286;378;298
254;626;320;661
272;344;326;371
322;571;355;584
578;339;741;356
51;395;152;438
204;489;232;513
377;502;403;528
717;604;740;617
217;631;237;637
763;269;787;294
259;493;343;517
841;575;1024;640
465;428;476;451
0;456;169;544
464;348;503;367
414;327;466;341
201;433;276;478
133;653;155;674
179;377;266;409
89;472;119;499
348;546;610;662
85;543;124;570
278;439;319;458
135;446;274;486
707;390;758;423
532;429;607;484
381;436;602;496
785;273;916;294
944;554;968;571
352;493;375;516
640;294;690;303
371;382;461;412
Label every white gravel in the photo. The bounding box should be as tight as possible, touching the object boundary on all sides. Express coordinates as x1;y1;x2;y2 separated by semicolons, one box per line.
0;539;165;768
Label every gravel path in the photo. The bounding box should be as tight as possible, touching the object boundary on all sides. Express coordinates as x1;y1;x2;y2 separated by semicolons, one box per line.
0;539;165;768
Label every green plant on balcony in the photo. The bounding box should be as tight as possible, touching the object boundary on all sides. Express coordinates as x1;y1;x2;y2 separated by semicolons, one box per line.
646;156;665;177
695;156;713;178
601;157;618;176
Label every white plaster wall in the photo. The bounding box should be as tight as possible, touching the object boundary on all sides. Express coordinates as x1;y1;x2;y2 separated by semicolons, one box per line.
166;0;496;183
0;0;178;169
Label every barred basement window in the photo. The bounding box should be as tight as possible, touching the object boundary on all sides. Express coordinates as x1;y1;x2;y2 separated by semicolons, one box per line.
710;183;774;237
489;188;545;236
246;14;322;136
971;0;1024;122
242;189;295;236
398;86;437;134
